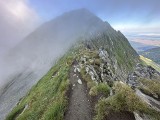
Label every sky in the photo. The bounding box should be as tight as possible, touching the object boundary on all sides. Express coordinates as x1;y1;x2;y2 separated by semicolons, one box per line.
0;0;160;56
27;0;160;33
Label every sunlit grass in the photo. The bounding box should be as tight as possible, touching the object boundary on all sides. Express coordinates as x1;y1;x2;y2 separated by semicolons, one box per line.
139;78;160;99
94;82;160;120
140;55;160;72
6;53;73;120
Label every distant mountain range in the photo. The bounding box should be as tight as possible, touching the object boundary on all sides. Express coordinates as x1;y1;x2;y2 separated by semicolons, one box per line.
129;41;157;52
139;47;160;65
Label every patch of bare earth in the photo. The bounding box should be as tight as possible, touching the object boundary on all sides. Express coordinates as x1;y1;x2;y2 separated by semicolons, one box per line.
64;61;92;120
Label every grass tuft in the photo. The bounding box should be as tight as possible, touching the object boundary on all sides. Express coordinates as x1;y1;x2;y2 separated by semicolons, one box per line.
139;78;160;99
94;82;160;120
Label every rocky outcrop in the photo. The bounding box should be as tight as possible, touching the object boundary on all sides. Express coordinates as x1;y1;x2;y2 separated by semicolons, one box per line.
127;63;160;87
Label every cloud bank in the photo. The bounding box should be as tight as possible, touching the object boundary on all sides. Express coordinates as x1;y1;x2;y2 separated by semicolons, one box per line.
0;0;40;56
0;0;41;91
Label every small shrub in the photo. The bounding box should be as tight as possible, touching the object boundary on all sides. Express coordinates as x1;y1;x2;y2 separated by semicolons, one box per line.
97;83;110;97
87;81;97;89
94;98;108;120
139;78;160;97
89;86;98;96
89;83;110;97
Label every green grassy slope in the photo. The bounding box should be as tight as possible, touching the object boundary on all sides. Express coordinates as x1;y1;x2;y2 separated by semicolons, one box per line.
139;47;160;65
6;47;160;120
95;82;160;120
140;55;160;72
6;52;74;120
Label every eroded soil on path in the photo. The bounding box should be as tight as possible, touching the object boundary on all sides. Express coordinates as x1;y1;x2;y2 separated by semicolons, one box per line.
65;61;92;120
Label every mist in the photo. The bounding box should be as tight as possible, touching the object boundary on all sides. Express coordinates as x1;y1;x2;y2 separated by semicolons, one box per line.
0;8;110;119
0;0;40;55
0;0;39;92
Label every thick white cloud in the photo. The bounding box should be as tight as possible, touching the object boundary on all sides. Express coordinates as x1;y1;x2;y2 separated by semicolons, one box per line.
0;0;41;91
0;0;40;56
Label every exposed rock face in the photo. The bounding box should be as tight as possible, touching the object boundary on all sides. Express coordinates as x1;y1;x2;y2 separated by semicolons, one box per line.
76;34;140;89
98;48;115;82
99;47;110;62
86;65;100;82
127;63;160;87
78;33;139;86
135;64;160;79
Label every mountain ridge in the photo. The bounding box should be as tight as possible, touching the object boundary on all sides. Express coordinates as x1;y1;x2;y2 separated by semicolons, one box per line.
2;8;120;120
1;9;160;120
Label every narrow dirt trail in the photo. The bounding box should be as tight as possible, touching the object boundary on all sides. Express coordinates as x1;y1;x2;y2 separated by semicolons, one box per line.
65;61;92;120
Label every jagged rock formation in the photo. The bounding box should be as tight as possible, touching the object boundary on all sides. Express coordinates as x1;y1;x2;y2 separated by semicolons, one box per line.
127;63;160;87
77;30;139;85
